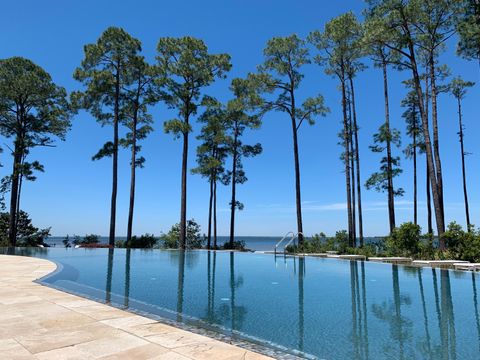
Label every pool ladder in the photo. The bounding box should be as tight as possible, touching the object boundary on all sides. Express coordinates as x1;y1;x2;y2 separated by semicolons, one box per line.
274;231;303;256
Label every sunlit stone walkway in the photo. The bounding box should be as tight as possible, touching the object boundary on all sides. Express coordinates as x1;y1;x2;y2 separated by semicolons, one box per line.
0;255;272;360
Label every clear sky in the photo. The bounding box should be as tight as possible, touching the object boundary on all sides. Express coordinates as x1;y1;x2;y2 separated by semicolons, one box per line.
1;0;479;238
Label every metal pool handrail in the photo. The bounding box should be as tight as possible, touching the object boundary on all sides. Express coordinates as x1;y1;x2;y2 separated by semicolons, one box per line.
284;232;303;255
274;231;295;255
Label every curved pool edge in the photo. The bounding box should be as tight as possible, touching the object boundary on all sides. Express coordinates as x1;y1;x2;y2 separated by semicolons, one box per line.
0;254;280;360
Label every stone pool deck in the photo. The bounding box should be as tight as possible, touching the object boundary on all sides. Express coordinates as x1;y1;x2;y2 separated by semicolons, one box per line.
0;255;272;360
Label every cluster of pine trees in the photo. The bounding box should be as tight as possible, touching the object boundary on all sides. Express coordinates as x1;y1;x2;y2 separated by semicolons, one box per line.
322;0;479;250
0;0;478;250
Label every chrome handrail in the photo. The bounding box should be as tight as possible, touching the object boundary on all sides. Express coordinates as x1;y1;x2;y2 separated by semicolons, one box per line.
284;232;303;255
274;231;295;255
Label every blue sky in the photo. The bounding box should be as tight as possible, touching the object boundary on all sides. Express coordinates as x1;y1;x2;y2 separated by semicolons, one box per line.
1;0;479;237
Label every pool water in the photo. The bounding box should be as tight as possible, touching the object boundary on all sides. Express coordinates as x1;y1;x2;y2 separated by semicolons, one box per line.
3;248;480;359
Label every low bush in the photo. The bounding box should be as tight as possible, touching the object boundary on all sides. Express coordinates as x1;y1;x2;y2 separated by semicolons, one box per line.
288;231;349;254
385;222;421;257
222;240;247;251
0;211;50;247
344;244;378;257
160;219;204;249
83;234;100;244
443;222;480;262
126;233;158;249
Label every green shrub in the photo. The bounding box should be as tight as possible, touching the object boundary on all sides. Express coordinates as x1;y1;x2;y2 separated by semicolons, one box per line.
332;230;349;253
0;211;50;247
127;233;158;249
287;231;349;254
222;240;246;251
0;237;7;247
160;219;203;249
63;235;72;248
82;234;100;244
443;222;480;262
72;235;82;246
386;222;421;257
346;244;378;257
417;233;435;259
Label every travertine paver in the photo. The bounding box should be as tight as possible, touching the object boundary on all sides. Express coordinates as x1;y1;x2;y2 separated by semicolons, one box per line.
0;254;273;360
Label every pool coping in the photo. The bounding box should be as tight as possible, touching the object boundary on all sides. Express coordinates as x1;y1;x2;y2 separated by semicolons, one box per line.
36;256;311;359
258;250;480;274
0;254;284;360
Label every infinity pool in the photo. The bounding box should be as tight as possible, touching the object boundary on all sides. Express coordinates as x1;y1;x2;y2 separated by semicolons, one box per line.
3;248;480;359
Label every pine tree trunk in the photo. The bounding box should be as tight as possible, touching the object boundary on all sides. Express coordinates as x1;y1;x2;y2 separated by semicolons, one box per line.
179;115;189;249
109;67;120;247
426;157;433;234
429;56;445;225
213;176;217;248
341;68;354;247
348;91;357;246
457;98;471;230
382;60;396;233
8;137;22;247
413;125;418;226
126;102;138;244
15;154;26;232
229;127;238;248
290;90;304;245
349;76;364;246
405;38;445;246
424;67;433;235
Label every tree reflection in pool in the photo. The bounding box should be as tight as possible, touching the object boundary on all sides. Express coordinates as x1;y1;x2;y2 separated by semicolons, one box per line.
2;247;480;360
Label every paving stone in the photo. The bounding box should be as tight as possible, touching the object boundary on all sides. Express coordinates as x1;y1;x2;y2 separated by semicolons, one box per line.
0;254;273;360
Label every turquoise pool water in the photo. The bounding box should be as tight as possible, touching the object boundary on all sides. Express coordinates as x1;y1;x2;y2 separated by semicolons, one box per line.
3;248;480;359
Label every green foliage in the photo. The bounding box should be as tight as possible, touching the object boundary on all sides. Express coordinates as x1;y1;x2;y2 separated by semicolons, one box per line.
345;244;378;257
224;85;263;194
290;232;377;256
309;12;365;80
0;57;71;143
289;231;349;254
156;36;231;137
69;234;99;246
222;240;247;251
119;56;157;167
161;219;203;249
72;27;141;119
402;89;425;158
82;234;100;244
366;124;404;196
63;235;71;248
191;97;229;182
163;119;191;138
72;26;141;158
253;34;329;126
92;142;114;161
449;76;475;100
0;56;71;215
0;211;50;247
125;233;158;249
443;222;480;262
456;0;480;63
385;222;421;257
